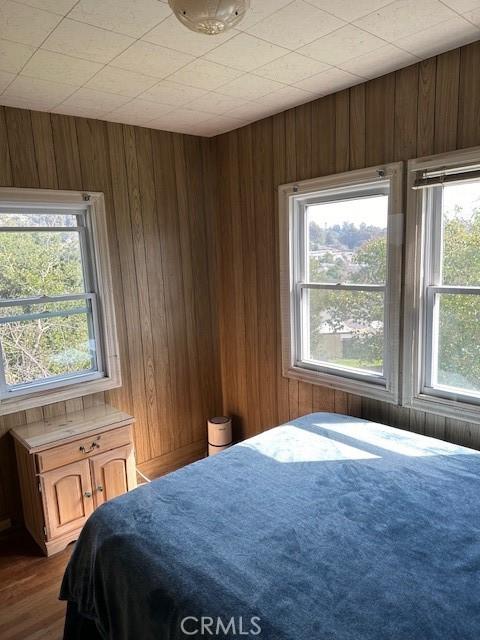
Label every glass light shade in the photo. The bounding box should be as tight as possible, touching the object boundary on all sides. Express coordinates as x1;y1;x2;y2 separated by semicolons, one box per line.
168;0;250;35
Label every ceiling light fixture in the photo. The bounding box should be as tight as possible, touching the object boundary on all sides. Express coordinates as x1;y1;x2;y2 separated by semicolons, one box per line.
168;0;250;35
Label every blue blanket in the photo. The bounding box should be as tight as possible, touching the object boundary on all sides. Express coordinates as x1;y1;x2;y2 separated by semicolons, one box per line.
61;413;480;639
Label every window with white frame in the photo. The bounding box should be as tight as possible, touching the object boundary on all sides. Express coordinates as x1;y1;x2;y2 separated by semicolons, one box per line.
279;163;403;403
404;149;480;421
0;188;120;414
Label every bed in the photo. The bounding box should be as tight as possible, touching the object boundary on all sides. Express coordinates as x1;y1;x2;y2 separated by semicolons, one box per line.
61;412;480;639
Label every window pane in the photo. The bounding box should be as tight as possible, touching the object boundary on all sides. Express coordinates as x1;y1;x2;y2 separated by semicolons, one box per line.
0;231;85;299
441;181;480;286
306;194;388;285
303;288;384;375
0;311;96;387
0;211;80;227
435;293;480;394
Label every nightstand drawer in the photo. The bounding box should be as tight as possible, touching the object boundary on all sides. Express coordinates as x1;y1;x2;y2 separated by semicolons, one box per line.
36;425;132;472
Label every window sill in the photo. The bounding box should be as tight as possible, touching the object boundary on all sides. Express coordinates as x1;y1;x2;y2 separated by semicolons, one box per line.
284;364;398;404
404;392;480;425
0;370;121;416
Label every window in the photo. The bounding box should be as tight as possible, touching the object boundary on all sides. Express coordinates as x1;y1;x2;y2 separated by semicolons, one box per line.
404;148;480;421
0;188;120;414
279;163;403;403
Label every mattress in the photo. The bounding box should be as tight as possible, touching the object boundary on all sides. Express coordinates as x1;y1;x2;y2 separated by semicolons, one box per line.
61;412;480;639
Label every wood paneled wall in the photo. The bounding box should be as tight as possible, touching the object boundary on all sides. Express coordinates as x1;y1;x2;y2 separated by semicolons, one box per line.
213;41;480;448
0;109;221;522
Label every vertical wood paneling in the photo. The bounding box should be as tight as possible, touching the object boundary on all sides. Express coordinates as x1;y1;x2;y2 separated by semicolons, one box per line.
239;125;261;434
4;108;39;188
50;114;82;190
272;112;290;425
0;107;12;186
253;119;278;432
200;137;222;417
394;65;419;161
135;127;172;454
0;111;219;520
416;58;436;157
312;95;335;177
151;130;193;450
31;112;57;189
458;41;480;148
365;75;395;165
335;90;350;172
184;136;219;440
349;85;366;170
434;49;460;153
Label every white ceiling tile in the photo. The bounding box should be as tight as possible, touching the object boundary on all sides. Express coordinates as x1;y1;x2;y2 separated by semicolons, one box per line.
338;44;418;78
295;67;363;93
298;25;386;66
85;65;158;98
227;101;276;120
3;75;75;108
108;98;174;122
69;0;171;38
206;114;245;130
105;111;158;127
59;87;131;112
354;0;457;42
21;49;102;86
254;52;330;84
85;66;158;98
143;15;238;56
140;80;208;105
148;108;213;129
14;0;79;15
219;73;284;100
246;1;345;50
205;33;289;72
0;70;15;93
258;84;313;108
51;103;108;118
395;17;480;57
186;91;253;115
43;18;134;64
464;7;480;25
0;38;35;74
305;0;393;22
441;0;480;11
168;59;243;90
197;114;246;136
111;41;193;79
238;0;293;30
0;1;61;47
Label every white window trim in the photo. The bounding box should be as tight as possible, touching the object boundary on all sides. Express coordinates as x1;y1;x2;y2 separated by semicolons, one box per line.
0;187;121;415
403;145;480;424
279;163;403;404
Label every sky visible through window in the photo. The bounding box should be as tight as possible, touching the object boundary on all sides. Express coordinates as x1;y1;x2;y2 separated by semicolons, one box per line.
307;194;387;229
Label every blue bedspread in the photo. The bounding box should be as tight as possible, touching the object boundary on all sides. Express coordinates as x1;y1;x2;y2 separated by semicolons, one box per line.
61;413;480;639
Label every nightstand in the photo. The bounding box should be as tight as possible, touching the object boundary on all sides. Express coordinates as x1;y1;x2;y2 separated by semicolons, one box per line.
11;404;136;556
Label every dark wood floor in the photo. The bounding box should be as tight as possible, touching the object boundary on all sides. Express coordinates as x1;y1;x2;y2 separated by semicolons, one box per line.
0;529;71;640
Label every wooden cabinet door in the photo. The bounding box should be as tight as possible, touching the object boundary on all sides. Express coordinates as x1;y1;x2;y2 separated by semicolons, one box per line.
90;444;136;507
40;459;94;540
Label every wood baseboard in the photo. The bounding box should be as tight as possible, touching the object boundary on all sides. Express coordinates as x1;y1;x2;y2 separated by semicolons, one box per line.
137;439;206;480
